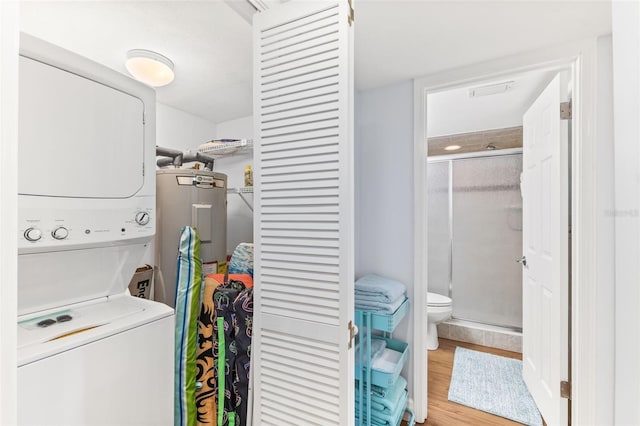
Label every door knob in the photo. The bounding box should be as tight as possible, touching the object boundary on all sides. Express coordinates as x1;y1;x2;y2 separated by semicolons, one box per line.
517;256;528;268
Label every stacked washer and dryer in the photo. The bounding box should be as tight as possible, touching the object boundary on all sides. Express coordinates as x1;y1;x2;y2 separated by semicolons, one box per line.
16;34;230;425
16;34;174;425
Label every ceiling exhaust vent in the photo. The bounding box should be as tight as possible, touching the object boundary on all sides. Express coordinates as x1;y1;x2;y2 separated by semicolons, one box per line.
468;81;514;98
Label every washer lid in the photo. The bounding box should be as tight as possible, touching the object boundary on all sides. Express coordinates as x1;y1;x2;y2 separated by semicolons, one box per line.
427;292;452;306
17;294;173;366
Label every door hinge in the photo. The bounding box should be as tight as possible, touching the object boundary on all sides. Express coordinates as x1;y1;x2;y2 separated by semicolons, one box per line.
347;0;354;26
560;101;572;120
348;320;358;349
560;380;571;399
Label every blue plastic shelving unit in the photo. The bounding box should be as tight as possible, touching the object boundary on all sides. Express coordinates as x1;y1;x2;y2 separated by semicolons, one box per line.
355;298;415;426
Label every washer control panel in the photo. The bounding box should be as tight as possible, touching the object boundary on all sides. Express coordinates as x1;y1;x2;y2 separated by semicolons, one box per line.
18;198;154;250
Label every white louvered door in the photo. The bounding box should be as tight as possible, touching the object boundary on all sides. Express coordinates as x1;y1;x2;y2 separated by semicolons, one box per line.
252;1;354;425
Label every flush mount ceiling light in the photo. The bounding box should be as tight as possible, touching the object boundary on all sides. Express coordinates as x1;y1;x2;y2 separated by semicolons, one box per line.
444;145;461;151
468;81;514;98
125;49;174;87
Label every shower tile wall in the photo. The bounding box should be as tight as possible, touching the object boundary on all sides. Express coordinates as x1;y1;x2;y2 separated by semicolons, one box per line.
437;321;522;353
428;154;523;330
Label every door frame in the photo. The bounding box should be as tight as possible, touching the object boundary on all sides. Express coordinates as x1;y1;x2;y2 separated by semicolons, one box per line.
412;37;614;424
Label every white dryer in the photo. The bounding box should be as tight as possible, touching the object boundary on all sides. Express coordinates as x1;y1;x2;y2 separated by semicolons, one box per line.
17;34;174;426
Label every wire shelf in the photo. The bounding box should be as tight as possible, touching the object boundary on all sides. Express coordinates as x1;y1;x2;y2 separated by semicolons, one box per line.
197;139;253;157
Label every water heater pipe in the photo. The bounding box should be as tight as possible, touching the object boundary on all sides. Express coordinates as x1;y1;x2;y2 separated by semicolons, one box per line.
156;146;215;170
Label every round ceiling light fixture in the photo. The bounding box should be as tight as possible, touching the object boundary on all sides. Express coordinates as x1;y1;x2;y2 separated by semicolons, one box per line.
125;49;175;87
444;145;461;151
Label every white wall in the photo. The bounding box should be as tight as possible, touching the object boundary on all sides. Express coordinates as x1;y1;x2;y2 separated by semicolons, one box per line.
612;2;640;424
0;2;19;423
355;81;415;397
215;115;254;255
156;103;216;152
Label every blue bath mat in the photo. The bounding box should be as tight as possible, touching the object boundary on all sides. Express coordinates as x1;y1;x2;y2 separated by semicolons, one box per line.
448;347;542;426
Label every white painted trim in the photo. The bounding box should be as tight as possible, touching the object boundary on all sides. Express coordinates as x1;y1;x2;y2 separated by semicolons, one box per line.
413;37;614;425
412;77;427;423
612;1;640;424
0;2;19;424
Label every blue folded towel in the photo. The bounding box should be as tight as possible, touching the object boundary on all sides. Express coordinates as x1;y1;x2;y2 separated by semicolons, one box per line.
355;376;407;413
355;274;407;303
355;292;404;305
355;295;405;314
373;376;407;412
355;390;408;426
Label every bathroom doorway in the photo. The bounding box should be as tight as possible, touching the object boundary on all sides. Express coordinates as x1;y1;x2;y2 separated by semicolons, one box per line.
417;61;576;425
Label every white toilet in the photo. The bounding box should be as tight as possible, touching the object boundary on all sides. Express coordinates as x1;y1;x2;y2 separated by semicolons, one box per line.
427;292;453;350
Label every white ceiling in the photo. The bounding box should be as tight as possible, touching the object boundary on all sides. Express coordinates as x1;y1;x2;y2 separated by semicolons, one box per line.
20;1;611;125
355;1;611;90
427;69;556;137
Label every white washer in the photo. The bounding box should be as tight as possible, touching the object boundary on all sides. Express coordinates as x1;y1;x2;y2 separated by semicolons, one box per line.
17;34;174;426
17;296;173;426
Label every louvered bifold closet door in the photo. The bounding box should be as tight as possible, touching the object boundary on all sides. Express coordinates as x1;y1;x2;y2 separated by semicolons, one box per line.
253;1;354;425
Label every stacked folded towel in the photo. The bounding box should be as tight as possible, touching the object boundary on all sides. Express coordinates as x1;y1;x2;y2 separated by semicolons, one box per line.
355;376;409;426
355;274;407;314
356;376;407;413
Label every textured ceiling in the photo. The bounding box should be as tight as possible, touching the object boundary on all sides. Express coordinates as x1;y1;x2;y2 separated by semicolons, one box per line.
20;1;612;124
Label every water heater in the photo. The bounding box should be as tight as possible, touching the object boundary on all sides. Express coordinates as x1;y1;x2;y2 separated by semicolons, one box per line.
155;168;227;307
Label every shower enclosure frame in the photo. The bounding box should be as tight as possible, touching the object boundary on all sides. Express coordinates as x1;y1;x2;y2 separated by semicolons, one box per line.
428;148;523;332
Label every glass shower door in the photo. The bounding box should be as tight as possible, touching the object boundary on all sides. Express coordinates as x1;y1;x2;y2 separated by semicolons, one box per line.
451;154;523;329
427;161;451;297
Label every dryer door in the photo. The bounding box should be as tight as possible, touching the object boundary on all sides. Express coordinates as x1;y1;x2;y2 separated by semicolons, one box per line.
18;55;145;199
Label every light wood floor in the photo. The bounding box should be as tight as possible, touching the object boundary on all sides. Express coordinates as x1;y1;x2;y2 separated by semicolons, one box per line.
415;338;525;426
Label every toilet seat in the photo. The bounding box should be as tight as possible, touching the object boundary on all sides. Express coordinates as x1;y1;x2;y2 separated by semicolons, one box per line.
427;292;452;307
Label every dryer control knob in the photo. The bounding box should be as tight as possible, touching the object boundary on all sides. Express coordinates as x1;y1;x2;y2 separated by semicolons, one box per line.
24;228;42;242
135;211;150;226
52;226;69;240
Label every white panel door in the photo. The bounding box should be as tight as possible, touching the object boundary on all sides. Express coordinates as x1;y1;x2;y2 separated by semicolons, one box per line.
253;1;354;425
521;72;569;426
